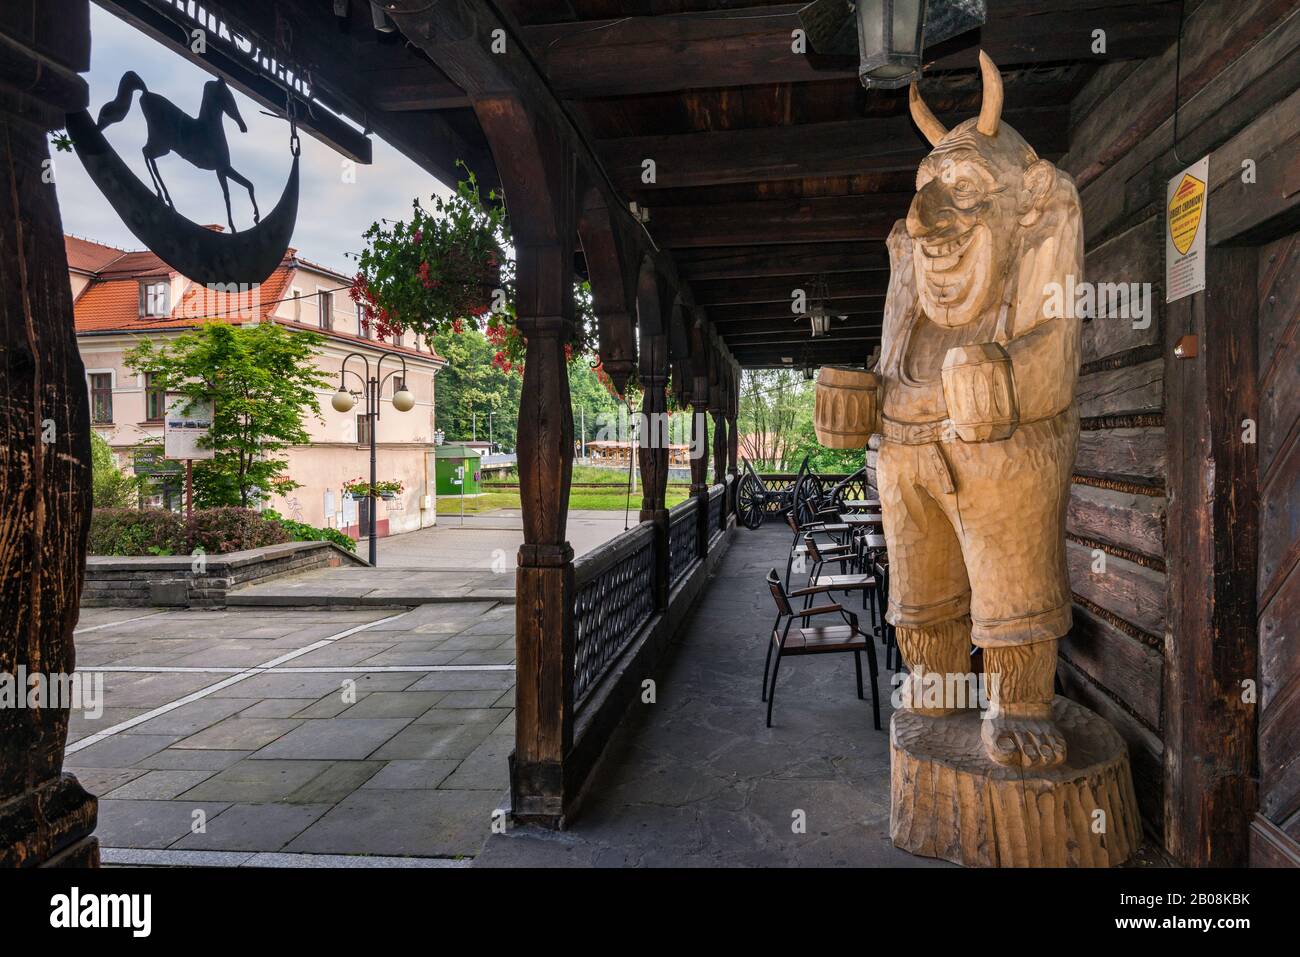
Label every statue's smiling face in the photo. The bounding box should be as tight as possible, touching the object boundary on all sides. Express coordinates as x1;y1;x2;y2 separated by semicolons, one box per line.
907;131;1025;328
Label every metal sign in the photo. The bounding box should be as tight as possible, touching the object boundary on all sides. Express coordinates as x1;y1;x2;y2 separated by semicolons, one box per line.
1166;156;1209;303
133;445;182;476
164;394;215;460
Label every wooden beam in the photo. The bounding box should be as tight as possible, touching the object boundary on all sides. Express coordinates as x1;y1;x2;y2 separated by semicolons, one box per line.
707;299;883;323
1162;245;1260;866
601;109;1069;191
370;77;471;112
695;273;888;306
651;195;911;248
524;3;1181;98
675;242;890;280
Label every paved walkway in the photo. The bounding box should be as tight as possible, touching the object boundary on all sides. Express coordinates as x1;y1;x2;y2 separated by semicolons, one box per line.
475;523;941;867
232;510;634;605
70;602;515;865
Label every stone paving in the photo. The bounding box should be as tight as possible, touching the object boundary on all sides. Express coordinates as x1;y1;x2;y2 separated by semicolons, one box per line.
71;516;949;867
475;522;943;868
69;603;516;863
234;510;637;605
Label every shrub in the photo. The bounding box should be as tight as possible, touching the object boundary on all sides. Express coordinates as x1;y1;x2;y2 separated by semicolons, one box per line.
185;507;291;554
88;507;294;556
91;433;141;508
263;509;357;553
88;508;185;556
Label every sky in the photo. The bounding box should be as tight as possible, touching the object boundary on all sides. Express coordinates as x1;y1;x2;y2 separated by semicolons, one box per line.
54;5;452;276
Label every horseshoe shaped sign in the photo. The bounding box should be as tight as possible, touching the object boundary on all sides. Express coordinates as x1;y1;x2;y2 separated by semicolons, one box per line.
65;72;299;287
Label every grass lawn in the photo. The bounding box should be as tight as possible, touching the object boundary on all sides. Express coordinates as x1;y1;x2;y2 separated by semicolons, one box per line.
437;485;690;515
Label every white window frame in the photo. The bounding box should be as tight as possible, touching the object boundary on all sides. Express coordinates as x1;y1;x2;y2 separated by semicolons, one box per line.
86;368;116;424
316;285;333;330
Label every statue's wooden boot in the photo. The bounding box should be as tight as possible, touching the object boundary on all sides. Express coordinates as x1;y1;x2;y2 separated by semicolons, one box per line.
981;639;1066;768
895;616;974;715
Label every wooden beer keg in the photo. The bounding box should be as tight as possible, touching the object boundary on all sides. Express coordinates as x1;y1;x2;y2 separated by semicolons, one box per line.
940;343;1020;442
814;366;880;449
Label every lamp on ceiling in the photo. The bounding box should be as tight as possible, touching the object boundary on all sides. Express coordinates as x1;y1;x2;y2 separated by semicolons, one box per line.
801;275;834;337
856;0;928;89
798;1;986;91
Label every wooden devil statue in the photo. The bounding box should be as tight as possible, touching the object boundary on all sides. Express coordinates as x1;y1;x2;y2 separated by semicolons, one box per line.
867;51;1085;769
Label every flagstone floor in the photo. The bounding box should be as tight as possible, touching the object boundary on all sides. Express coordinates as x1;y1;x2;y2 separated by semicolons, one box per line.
70;602;516;865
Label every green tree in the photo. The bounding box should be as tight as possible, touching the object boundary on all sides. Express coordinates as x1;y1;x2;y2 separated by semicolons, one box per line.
90;431;141;508
125;322;329;508
432;327;522;448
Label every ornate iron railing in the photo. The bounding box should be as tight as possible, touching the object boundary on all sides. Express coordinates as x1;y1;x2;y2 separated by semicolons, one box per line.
708;483;725;538
668;498;699;587
571;522;657;705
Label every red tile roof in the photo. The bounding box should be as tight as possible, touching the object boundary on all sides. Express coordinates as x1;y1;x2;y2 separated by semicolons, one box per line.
66;236;442;362
65;235;128;274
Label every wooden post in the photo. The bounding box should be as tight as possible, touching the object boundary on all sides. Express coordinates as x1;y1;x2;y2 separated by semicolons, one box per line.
0;0;99;867
1163;245;1259;866
638;332;670;610
689;320;712;558
470;96;578;825
727;363;740;518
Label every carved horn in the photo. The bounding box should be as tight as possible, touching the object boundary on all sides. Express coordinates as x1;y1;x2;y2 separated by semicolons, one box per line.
908;83;947;147
977;50;1003;137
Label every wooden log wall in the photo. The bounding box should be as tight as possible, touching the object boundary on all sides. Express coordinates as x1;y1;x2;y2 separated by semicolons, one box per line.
1055;0;1300;859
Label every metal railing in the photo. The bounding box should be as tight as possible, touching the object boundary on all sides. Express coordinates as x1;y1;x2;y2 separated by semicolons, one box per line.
708;483;725;539
571;521;657;706
668;498;699;588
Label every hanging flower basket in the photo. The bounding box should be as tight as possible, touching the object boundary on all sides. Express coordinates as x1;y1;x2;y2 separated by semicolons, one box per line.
349;164;599;376
342;477;404;500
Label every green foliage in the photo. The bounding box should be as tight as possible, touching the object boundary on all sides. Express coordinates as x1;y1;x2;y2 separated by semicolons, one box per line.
263;509;357;553
124;321;330;508
350;166;512;343
185;507;291;553
88;508;185;556
90;432;141;508
88;507;310;556
432;325;523;447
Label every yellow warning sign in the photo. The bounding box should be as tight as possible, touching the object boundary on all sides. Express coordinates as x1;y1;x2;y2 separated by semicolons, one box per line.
1168;171;1206;256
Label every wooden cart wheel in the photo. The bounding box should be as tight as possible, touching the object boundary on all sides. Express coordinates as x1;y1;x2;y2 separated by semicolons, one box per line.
737;474;765;529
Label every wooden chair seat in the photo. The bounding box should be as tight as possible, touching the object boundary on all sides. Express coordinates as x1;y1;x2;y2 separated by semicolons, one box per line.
775;625;869;654
811;573;876;590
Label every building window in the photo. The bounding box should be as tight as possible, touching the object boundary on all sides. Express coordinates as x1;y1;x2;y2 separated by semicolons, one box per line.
317;287;333;330
357;303;371;339
145;372;166;422
139;281;169;317
356;413;372;446
391;330;404;348
291;287;302;320
89;373;113;424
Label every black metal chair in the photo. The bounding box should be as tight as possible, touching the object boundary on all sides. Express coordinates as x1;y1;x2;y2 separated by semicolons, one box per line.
802;533;876;622
869;553;902;673
784;510;852;588
761;569;881;730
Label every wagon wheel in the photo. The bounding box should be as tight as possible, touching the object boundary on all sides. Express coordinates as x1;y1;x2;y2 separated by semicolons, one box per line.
795;474;825;526
737;474;765;529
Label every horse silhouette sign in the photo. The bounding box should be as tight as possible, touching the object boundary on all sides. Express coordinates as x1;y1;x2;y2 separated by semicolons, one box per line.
65;70;299;286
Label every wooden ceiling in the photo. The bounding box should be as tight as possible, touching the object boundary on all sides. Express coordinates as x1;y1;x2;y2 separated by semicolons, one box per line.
106;0;1183;367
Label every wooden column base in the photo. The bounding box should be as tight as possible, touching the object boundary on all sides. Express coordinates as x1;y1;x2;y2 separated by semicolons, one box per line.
0;774;98;868
890;697;1141;867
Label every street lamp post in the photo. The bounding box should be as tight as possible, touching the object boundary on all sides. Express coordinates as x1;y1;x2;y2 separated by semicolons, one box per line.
331;350;415;566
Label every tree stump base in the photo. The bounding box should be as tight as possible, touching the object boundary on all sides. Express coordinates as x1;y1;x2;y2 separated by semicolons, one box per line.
890;696;1141;867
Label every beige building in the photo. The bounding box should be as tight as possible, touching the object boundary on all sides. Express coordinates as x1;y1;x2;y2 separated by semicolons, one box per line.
68;234;446;537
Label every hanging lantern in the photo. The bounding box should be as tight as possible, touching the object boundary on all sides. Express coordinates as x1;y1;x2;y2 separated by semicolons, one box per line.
797;1;986;91
802;275;833;337
856;0;927;89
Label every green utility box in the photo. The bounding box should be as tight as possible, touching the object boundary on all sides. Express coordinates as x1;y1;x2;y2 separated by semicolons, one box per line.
434;445;483;496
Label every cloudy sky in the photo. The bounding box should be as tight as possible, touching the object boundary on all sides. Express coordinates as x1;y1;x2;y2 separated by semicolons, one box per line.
54;5;451;275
